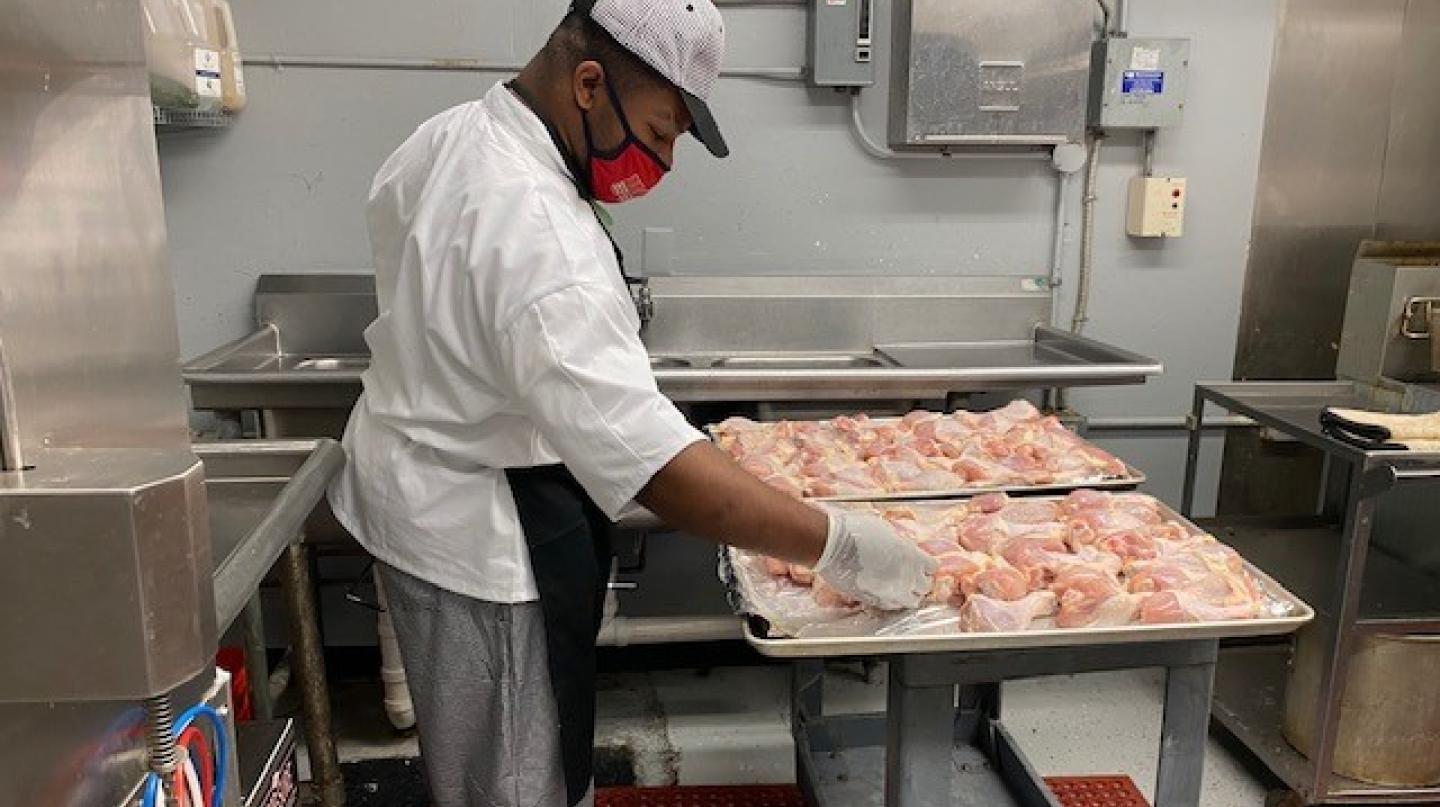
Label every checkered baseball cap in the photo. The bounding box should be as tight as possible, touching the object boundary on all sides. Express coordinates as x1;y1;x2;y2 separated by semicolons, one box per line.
573;0;729;158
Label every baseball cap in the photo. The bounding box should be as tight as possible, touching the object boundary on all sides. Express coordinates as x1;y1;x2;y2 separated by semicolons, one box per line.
573;0;729;158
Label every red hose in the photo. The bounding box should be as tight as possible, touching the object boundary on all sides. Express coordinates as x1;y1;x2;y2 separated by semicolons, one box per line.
178;726;214;807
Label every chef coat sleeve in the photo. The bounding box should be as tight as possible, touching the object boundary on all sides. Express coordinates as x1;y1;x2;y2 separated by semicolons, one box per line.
495;282;706;519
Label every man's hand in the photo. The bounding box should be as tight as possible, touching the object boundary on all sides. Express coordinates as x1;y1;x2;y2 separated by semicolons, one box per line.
813;512;937;610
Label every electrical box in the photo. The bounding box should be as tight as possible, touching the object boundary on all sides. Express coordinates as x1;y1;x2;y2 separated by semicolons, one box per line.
1089;37;1191;129
808;0;875;87
1127;176;1187;237
888;0;1093;148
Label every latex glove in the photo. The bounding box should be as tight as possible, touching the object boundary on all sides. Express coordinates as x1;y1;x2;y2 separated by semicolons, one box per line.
813;511;938;610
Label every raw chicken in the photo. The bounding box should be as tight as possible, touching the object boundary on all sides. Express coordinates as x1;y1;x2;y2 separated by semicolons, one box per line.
959;591;1058;632
1051;566;1142;628
712;402;1134;500
745;490;1267;635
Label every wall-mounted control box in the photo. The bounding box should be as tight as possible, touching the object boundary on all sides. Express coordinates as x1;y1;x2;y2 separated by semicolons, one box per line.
808;0;875;87
1127;176;1187;238
1089;37;1191;129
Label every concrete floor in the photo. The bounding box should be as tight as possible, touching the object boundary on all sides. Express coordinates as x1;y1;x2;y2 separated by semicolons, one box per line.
323;662;1275;806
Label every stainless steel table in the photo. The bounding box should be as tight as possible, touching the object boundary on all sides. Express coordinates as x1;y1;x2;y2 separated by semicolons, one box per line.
769;632;1220;807
1181;381;1440;805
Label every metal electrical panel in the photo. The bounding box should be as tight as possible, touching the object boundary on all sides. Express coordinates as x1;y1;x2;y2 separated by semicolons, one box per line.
808;0;875;87
1089;37;1191;129
888;0;1093;147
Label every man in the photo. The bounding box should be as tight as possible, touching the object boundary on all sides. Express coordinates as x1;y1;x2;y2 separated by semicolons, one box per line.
328;1;936;805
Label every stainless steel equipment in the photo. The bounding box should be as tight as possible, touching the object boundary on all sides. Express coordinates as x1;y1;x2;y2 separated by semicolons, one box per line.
185;274;1162;419
887;0;1093;147
1285;629;1440;788
1336;242;1440;385
1186;381;1440;805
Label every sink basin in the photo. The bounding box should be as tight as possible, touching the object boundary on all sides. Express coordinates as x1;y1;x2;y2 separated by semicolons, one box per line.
708;355;893;370
293;357;370;371
649;357;694;370
196;439;345;631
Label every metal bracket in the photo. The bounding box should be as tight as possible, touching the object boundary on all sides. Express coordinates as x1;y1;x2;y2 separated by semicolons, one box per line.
1399;296;1440;339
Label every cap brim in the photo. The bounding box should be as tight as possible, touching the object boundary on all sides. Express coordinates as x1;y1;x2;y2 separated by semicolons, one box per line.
682;89;728;158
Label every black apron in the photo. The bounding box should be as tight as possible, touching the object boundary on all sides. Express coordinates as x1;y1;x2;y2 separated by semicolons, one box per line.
505;465;614;807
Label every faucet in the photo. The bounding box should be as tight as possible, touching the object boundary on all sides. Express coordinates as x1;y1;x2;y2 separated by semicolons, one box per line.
631;278;655;328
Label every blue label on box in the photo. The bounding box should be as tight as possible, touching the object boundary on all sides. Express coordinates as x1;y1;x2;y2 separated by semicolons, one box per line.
1122;70;1165;95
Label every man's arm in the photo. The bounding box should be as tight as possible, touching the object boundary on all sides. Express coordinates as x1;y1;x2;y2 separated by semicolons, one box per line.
636;441;827;566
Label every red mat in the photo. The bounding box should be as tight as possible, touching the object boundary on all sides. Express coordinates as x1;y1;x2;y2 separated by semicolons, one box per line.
597;777;1149;807
1045;775;1151;807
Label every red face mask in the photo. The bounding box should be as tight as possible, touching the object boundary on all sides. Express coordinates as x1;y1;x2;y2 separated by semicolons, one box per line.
583;76;670;204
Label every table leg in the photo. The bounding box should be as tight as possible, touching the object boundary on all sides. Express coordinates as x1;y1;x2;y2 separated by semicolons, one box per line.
241;592;274;720
1181;388;1207;518
885;657;955;807
1154;658;1216;807
280;541;345;807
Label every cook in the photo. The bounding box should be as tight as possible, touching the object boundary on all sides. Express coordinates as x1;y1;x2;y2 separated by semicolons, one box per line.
328;1;936;805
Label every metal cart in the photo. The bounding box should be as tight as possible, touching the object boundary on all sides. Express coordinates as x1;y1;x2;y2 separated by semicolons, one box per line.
1181;381;1440;804
735;536;1312;807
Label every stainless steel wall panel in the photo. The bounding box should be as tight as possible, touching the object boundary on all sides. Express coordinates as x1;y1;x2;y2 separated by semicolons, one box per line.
1232;0;1408;382
1376;0;1440;242
0;0;190;454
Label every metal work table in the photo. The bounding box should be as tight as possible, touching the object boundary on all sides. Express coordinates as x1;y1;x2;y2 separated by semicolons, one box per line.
1181;381;1440;805
772;634;1220;807
198;439;347;807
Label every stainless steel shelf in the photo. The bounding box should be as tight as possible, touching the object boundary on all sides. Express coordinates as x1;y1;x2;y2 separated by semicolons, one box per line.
1202;517;1440;626
1213;645;1440;805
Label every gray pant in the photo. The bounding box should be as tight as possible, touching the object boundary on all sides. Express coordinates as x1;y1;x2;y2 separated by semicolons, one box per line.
378;563;586;807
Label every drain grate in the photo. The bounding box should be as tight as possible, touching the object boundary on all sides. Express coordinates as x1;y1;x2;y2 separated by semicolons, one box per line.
597;786;807;807
1045;775;1150;807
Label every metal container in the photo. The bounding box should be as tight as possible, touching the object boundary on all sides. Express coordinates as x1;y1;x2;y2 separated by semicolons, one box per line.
887;0;1092;147
1284;626;1440;787
1335;242;1440;385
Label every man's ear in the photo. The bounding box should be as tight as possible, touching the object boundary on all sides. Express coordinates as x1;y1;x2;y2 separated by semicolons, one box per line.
573;60;605;112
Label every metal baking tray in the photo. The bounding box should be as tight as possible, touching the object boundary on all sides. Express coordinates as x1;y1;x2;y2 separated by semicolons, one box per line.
706;418;1145;503
726;498;1314;658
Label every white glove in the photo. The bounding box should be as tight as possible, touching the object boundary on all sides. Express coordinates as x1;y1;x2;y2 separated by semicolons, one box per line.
813;512;938;610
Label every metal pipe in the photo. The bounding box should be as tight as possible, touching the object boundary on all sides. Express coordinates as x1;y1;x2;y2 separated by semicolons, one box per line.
1070;134;1104;334
1049;171;1073;290
1095;0;1112;34
1085;415;1256;431
279;542;345;807
242;54;805;81
595;615;742;646
0;336;25;471
848;91;1052;161
1142;128;1156;177
1116;0;1131;36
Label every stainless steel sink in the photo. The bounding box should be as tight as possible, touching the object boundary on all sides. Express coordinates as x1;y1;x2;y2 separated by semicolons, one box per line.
710;354;894;370
196;439;345;631
292;357;370;372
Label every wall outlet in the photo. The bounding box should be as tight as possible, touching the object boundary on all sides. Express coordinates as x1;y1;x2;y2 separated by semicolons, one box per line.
1126;176;1186;238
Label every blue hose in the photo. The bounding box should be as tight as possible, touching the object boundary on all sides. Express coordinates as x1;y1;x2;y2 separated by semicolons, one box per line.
140;772;161;807
175;704;229;807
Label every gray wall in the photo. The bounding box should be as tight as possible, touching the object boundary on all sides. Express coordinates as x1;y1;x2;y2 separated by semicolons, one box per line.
159;0;1279;512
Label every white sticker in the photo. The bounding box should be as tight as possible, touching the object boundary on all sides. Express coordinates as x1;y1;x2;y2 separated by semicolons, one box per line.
194;48;222;98
1130;47;1161;71
1021;277;1049;292
826;0;846;5
233;63;246;95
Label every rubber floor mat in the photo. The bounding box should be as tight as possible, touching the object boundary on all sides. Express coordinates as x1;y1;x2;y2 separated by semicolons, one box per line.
1045;775;1150;807
597;786;808;807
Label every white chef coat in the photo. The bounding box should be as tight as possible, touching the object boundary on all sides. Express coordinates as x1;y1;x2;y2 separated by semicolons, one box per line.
328;83;704;603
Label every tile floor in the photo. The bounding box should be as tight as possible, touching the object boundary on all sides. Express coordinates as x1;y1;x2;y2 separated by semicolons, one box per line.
321;661;1279;806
